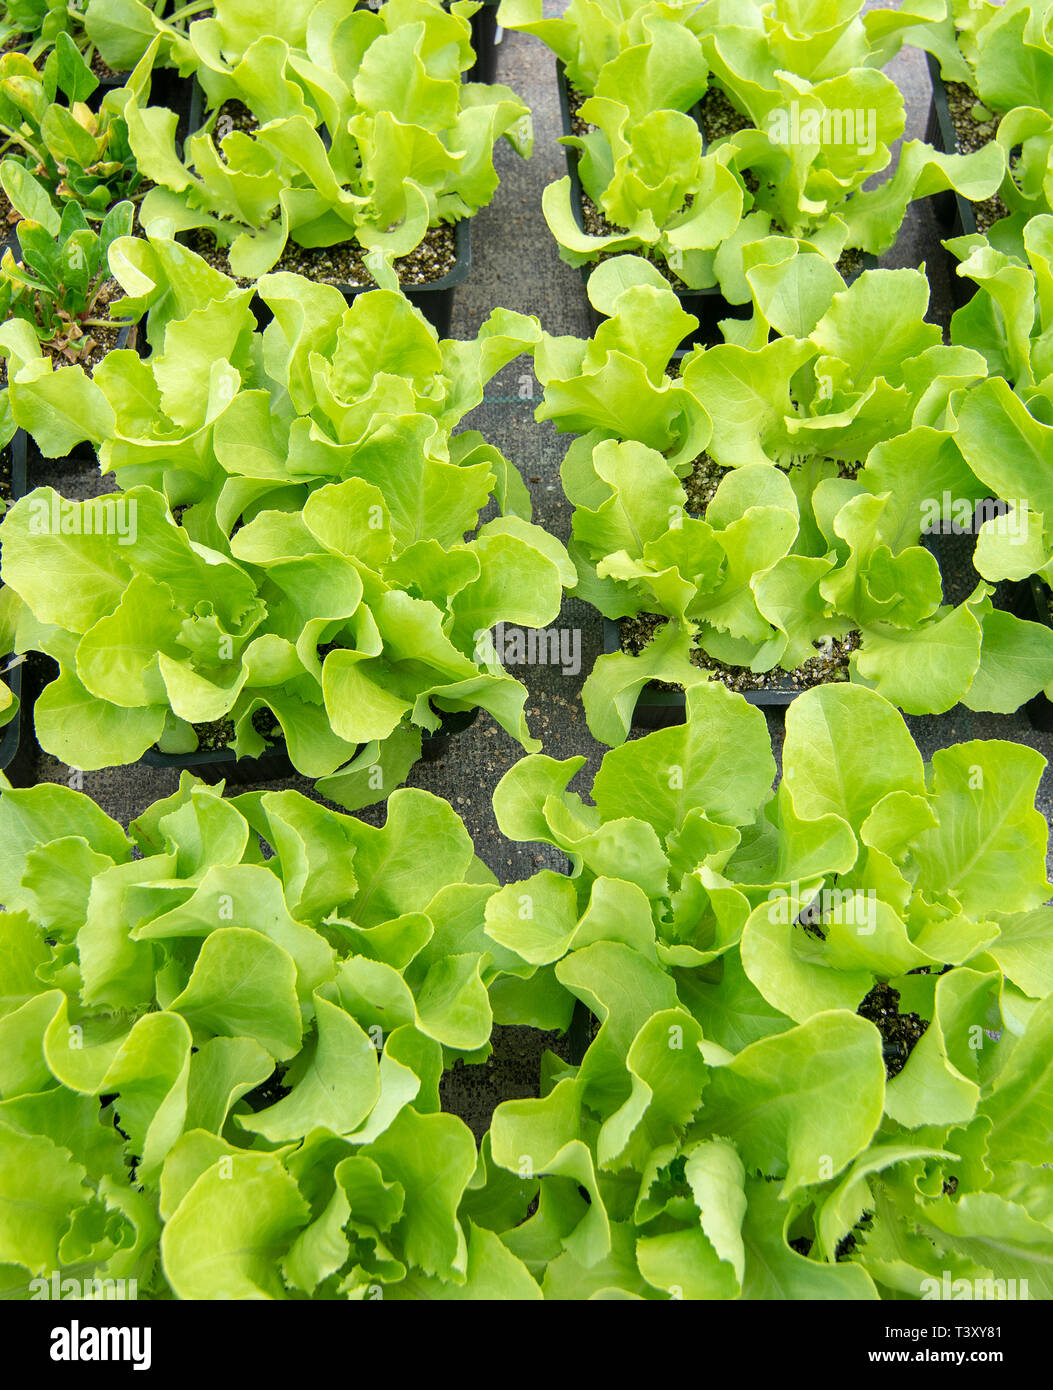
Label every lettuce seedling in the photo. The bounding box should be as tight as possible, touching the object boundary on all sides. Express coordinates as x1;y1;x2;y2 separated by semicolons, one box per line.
83;0;212;73
912;0;1053;230
122;0;532;278
0;772;534;1298
530;0;1002;289
544;258;1053;737
1;228;549;528
476;680;1053;1298
498;0;710;106
950;214;1053;618
0;239;573;805
0;472;570;805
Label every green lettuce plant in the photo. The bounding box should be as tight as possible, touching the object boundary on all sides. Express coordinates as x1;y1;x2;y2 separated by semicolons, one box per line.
946;211;1053;394
545;257;1053;737
912;0;1053;101
79;233;543;536
0;771;548;1299
702;81;1001;290
497;0;710;106
949;215;1053;620
544;99;747;290
121;0;532;279
0;472;569;804
691;0;992;280
0;230;545;511
472;680;1053;1298
695;0;942;83
0;237;573;802
912;0;1053;231
532;256;712;472
536;253;982;476
83;0;212;73
532;0;1002;290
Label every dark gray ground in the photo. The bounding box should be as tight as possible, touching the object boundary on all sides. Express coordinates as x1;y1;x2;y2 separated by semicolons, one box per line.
19;3;1053;1138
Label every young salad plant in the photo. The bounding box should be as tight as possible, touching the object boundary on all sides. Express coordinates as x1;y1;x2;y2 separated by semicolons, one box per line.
0;772;550;1299
912;0;1053;230
949;214;1053;618
1;228;547;520
0;469;570;806
121;0;532;279
531;0;1003;291
82;0;212;73
544;256;1053;740
497;0;711;107
476;680;1053;1299
0;234;572;806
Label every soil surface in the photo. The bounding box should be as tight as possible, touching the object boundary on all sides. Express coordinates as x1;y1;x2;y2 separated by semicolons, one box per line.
90;50;126;84
857;981;930;1079
619;610;860;694
700;85;751;144
186;218;458;288
167;706;283;756
946;80;1010;234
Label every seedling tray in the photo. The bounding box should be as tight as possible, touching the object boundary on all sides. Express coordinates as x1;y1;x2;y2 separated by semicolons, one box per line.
603;616;800;730
469;0;501;84
924;52;986;311
924;52;978;243
556;63;877;346
184;80;470;337
0;429;32;784
140;707;480;784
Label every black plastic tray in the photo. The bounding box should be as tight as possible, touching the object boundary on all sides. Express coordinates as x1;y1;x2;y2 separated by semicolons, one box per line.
0;429;32;784
469;0;501;84
602;616;800;729
183;79;470;337
924;51;984;311
140;707;480;784
924;51;978;242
